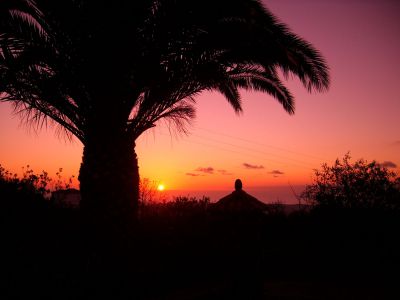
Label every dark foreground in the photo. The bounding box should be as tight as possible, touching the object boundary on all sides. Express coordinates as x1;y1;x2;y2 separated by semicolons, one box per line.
3;199;400;299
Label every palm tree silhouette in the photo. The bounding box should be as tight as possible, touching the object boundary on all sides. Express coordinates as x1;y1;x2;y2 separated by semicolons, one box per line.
1;0;329;224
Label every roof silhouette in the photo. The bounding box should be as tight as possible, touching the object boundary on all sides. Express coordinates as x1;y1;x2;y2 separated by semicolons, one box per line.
213;179;268;213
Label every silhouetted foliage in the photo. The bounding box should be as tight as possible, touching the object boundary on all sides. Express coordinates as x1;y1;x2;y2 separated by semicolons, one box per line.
301;154;400;211
3;185;400;299
138;178;158;205
1;163;74;192
265;200;286;217
0;164;48;217
139;195;210;220
1;0;330;222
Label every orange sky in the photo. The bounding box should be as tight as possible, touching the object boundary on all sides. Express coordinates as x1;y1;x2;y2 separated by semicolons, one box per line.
1;0;399;203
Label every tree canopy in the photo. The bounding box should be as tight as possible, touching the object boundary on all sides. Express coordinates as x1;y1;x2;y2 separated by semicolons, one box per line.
301;154;400;211
1;0;329;142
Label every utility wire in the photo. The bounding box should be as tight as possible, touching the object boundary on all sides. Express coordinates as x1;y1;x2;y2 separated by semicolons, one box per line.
190;132;320;168
196;126;326;161
157;131;318;170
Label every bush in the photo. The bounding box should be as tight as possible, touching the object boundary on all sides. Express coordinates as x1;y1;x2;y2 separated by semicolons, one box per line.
301;154;400;210
0;164;49;201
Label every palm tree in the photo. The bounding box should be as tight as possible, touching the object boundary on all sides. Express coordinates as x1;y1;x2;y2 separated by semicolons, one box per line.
0;0;47;60
0;0;329;225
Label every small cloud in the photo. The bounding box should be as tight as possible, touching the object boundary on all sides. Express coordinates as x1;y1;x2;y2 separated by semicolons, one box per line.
218;169;233;175
243;163;264;170
269;170;285;175
393;141;400;146
186;173;201;177
196;167;214;174
380;161;397;169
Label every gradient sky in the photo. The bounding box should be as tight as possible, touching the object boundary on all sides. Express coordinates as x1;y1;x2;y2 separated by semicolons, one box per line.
1;0;399;203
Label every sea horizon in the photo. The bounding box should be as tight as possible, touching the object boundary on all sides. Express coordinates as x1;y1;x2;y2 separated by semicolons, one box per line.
164;184;306;204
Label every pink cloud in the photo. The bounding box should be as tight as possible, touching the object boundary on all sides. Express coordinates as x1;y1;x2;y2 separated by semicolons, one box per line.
243;163;264;170
196;167;214;174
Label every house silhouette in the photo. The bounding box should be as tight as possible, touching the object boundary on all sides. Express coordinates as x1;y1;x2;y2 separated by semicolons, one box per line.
213;179;268;213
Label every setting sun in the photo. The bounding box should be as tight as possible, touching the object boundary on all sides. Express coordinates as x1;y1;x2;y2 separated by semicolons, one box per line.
157;184;165;191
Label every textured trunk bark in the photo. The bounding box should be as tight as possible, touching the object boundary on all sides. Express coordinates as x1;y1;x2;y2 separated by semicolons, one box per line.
78;131;139;231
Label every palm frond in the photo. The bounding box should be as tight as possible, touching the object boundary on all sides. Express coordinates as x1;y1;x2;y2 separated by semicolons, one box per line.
152;98;196;136
1;0;329;142
215;80;242;113
0;45;84;141
229;66;294;114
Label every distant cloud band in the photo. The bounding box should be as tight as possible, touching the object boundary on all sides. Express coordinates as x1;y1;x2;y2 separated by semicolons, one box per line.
218;169;233;175
186;173;201;177
269;170;285;175
243;163;264;170
187;167;232;176
196;167;214;174
380;161;397;169
393;141;400;146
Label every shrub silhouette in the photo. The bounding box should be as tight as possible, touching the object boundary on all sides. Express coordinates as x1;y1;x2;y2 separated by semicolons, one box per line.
301;154;400;210
0;164;75;208
0;164;49;201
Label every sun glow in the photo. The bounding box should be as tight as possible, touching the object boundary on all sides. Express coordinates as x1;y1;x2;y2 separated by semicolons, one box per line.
157;184;165;191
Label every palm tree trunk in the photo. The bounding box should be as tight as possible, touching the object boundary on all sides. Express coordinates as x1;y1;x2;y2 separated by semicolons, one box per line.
78;131;139;231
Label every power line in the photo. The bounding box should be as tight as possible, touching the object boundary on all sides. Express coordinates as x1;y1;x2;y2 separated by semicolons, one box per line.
157;131;318;170
196;126;326;161
190;132;319;168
